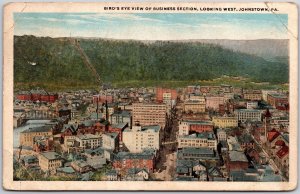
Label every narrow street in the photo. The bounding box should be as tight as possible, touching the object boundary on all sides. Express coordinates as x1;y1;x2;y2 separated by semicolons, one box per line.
153;105;179;180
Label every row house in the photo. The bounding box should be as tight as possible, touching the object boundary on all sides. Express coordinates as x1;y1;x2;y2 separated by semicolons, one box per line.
16;89;58;103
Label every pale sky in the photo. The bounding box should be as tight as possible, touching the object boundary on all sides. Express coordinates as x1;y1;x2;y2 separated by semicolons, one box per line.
14;13;288;40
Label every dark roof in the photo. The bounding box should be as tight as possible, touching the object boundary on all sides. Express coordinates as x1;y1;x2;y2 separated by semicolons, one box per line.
21;125;52;133
40;151;61;160
113;150;155;161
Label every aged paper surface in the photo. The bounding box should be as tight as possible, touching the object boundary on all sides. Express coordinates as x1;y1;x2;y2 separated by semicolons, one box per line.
3;2;298;191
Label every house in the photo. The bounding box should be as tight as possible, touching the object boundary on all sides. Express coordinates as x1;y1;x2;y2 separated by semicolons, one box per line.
22;155;39;168
124;168;149;181
39;151;63;172
84;146;112;162
56;167;76;176
208;166;226;181
105;169;118;181
71;160;93;173
33;136;54;153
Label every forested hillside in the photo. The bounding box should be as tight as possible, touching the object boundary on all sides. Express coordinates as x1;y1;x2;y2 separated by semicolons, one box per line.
14;35;289;89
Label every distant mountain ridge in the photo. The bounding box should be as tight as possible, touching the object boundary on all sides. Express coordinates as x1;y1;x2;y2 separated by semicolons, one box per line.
73;37;289;59
14;35;289;89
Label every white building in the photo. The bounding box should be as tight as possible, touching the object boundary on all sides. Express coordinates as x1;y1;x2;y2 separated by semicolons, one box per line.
178;132;217;150
216;128;227;142
122;125;161;153
65;134;102;150
102;132;119;151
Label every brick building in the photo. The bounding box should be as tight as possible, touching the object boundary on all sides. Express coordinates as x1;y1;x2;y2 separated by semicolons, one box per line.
156;87;177;103
112;150;156;173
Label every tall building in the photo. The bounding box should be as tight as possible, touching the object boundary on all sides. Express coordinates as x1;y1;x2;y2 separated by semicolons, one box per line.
132;103;167;128
122;125;161;153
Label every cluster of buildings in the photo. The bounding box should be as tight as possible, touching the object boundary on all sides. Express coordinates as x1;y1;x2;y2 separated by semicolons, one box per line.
13;84;289;182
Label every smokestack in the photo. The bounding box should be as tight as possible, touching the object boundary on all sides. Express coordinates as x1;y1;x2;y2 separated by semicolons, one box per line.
105;100;108;122
96;96;99;120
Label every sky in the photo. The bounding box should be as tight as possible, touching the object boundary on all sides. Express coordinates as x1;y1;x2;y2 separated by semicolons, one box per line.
14;13;288;40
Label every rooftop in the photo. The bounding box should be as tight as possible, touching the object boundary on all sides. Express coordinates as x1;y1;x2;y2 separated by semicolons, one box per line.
21;125;52;133
228;151;248;162
40;151;61;160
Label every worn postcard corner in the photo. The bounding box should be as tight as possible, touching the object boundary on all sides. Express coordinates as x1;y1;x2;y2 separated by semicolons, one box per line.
2;2;298;191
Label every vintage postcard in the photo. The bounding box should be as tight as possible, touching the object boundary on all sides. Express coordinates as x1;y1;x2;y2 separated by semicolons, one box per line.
3;2;298;191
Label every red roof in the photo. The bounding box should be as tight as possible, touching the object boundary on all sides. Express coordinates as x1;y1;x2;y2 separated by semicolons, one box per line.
276;146;289;159
275;140;286;147
267;129;280;142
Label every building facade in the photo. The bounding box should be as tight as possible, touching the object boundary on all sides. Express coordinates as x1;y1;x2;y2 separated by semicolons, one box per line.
123;125;161;153
132;103;167;128
212;116;238;128
235;109;262;123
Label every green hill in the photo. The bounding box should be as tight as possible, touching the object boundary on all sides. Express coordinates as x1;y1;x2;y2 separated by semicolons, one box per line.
14;35;288;90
